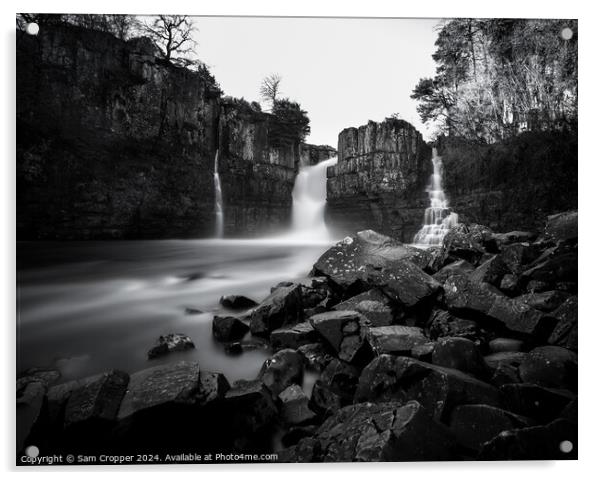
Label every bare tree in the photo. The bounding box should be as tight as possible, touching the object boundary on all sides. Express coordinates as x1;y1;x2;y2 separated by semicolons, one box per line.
260;73;282;109
144;15;197;63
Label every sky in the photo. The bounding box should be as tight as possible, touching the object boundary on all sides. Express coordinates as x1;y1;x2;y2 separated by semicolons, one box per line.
169;16;442;146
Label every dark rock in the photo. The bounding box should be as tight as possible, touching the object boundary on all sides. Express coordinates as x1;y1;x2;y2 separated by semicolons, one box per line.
249;284;304;336
223;379;278;437
521;250;577;287
333;289;394;326
297;277;335;309
355;355;501;421
488;337;525;353
547;296;578;351
427;309;489;346
16;381;46;453
367;325;429;355
478;418;577;460
410;342;435;362
525;279;552;293
443;275;555;337
491;231;537;247
431;337;490;378
259;349;304;396
184;307;204;315
468;255;510;287
278;437;321;463
117;362;227;421
310;359;359;414
281;425;318;448
147;333;195;359
449;404;533;451
224;338;269;355
270;322;318;350
499;243;541;275
17;368;61;391
309;310;370;364
499;274;520;295
298;400;457;462
500;383;575;422
545;210;578;243
297;343;334;372
224;342;243;355
219;295;258;310
212;316;249;342
432;259;475;283
436;225;486;267
483;352;526;387
278;385;317;425
514;290;571;312
311;231;440;307
518;346;577;391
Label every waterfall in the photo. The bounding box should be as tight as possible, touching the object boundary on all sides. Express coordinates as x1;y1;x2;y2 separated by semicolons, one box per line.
413;148;458;245
290;157;337;241
214;150;224;238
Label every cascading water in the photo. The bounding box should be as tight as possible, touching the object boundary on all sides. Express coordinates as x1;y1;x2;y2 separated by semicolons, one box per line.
413;148;458;245
290;157;337;241
213;150;224;238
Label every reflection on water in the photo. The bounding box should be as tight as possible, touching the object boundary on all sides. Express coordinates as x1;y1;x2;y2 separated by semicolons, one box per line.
17;239;331;383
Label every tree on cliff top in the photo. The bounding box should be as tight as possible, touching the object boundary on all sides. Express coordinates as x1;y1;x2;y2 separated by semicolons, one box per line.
260;73;283;111
144;15;197;64
268;98;311;147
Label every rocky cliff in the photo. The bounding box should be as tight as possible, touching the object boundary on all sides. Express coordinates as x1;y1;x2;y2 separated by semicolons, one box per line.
17;24;334;239
326;119;432;242
436;131;578;233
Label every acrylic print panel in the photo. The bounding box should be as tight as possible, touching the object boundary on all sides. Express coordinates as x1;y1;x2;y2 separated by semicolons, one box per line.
16;14;577;465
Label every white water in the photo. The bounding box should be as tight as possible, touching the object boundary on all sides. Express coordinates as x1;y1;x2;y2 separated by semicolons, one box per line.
290;157;337;241
413;148;458;245
213;150;224;238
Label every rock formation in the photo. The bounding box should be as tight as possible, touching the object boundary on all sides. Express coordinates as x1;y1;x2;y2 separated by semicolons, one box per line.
326;118;432;242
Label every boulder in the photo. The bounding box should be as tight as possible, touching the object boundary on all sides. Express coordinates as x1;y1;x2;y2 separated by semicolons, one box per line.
449;404;533;451
355;355;501;421
499;243;541;275
443;275;556;337
547;296;578;351
259;349;304;396
17;368;61;390
468;255;510;287
219;294;258;310
212;316;249;342
491;231;537;246
286;401;457;462
333;289;394;326
514;290;571;312
499;274;520;295
270;321;319;350
427;309;489;346
435;225;486;267
278;385;317;425
479;418;577;460
521;250;577;287
117;362;227;421
311;231;440;307
310;359;359;414
366;325;429;356
488;338;526;353
518;346;577;391
297;343;334;372
431;337;490;379
545;210;578;243
147;333;195;359
249;284;304;336
484;351;526;387
309;310;370;364
223;379;278;438
500;383;575;422
433;259;475;283
410;342;435;362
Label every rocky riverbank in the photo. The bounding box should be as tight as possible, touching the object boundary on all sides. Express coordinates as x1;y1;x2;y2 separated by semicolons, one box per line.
17;210;577;463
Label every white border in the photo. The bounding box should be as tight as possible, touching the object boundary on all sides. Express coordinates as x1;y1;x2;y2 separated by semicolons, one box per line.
2;0;598;477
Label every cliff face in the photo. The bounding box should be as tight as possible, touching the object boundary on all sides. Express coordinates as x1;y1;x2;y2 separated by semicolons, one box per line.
17;24;334;239
437;131;578;232
326;119;432;242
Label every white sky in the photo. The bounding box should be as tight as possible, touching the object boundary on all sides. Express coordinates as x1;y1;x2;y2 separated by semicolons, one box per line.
164;16;442;146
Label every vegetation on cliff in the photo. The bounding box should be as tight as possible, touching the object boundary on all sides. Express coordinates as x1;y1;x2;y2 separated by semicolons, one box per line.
412;19;577;142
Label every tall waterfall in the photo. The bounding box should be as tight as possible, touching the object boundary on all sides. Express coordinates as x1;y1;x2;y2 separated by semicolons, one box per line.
290;157;337;241
413;148;458;245
213;150;224;238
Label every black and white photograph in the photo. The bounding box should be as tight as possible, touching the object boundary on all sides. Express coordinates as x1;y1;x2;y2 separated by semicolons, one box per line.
12;4;582;468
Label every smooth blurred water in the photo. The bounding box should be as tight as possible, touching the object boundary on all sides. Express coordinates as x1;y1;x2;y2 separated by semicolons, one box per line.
16;239;331;384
